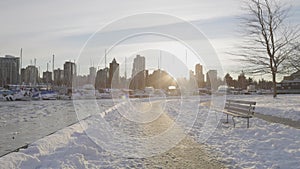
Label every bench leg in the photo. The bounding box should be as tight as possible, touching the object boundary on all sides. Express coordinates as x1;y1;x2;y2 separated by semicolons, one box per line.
247;118;249;128
232;117;236;128
226;114;229;123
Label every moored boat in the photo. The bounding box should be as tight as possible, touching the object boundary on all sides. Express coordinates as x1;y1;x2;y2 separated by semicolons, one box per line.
40;90;58;100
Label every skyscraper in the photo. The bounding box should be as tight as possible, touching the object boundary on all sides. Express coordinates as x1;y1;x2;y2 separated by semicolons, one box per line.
54;68;64;86
206;70;218;91
63;61;76;87
109;58;119;88
24;65;39;85
89;66;97;84
95;67;109;89
43;71;52;84
195;64;205;88
132;55;145;78
0;55;20;86
131;55;146;90
20;68;26;84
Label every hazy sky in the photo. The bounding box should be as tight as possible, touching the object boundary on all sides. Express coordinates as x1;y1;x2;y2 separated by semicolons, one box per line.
0;0;299;80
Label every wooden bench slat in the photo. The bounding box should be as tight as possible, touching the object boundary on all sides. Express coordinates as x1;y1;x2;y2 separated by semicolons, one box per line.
227;100;256;105
225;103;255;110
225;107;254;115
223;111;252;118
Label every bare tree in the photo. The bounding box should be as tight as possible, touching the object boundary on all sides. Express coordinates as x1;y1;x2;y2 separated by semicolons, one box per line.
286;43;300;71
236;0;300;98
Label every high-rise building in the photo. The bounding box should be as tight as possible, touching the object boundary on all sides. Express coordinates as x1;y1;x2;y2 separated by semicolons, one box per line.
195;64;205;88
109;58;119;88
24;65;39;85
63;61;76;87
88;67;97;84
43;71;52;84
132;55;145;78
20;68;26;84
131;55;146;90
54;68;64;86
95;67;109;89
206;70;218;91
0;55;20;86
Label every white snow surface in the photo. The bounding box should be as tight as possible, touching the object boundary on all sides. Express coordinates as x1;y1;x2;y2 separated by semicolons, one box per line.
0;95;299;168
0;99;115;157
226;94;300;121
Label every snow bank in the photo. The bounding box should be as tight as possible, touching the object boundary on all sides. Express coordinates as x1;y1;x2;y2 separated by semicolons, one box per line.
0;123;85;168
0;101;146;169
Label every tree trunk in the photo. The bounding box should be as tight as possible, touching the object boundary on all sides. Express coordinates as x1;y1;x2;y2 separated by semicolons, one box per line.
272;71;277;98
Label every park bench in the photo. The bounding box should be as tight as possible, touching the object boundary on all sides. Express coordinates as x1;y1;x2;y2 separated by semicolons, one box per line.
223;100;256;128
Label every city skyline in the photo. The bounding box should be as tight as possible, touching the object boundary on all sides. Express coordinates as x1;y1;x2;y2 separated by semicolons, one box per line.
0;50;214;79
0;51;293;89
0;51;284;93
0;53;222;89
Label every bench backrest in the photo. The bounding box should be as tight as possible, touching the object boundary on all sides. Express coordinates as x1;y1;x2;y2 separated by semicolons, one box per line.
225;100;256;115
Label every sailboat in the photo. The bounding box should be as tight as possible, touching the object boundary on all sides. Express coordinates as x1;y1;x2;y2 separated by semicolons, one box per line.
1;89;15;101
14;89;32;101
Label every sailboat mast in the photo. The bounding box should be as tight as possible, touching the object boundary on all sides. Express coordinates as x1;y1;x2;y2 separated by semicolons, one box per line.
20;48;22;84
104;49;107;89
20;48;22;68
52;54;55;80
105;49;107;68
125;57;127;79
34;58;37;85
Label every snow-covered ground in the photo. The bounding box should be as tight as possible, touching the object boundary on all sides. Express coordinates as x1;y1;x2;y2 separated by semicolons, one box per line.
226;94;300;121
203;118;300;168
167;95;300;168
0;95;299;168
0;99;115;157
